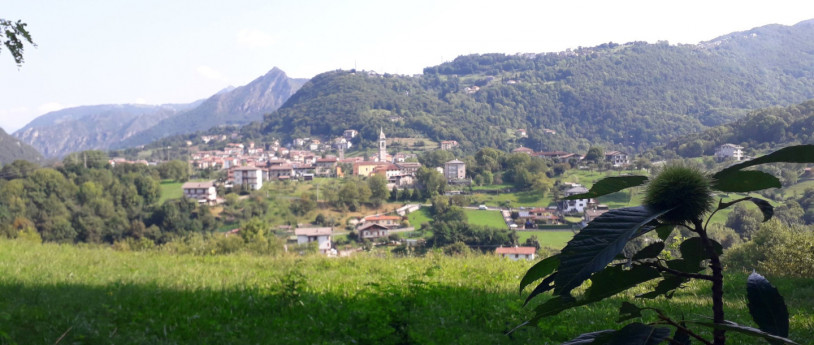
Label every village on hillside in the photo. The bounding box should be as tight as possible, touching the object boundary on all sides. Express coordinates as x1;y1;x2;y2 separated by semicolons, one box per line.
105;127;750;259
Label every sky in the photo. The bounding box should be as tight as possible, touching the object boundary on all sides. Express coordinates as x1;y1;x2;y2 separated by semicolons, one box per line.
2;0;814;133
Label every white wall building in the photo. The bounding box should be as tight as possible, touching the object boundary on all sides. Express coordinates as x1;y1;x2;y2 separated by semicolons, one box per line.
233;166;263;190
295;227;333;254
715;144;744;162
559;186;590;213
496;246;537;261
182;181;217;205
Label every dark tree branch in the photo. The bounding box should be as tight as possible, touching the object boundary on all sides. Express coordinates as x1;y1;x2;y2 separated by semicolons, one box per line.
644;261;714;281
694;218;725;345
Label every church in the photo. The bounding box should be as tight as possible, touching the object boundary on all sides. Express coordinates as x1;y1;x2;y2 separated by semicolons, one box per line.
375;127;391;163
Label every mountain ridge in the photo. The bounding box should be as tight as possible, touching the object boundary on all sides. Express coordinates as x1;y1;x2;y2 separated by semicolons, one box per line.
248;19;814;154
15;67;307;158
0;127;43;165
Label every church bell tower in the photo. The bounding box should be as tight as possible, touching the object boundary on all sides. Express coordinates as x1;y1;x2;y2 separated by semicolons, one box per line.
378;127;386;162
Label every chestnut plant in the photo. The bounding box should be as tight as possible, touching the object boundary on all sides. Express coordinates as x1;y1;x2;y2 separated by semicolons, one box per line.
515;145;814;345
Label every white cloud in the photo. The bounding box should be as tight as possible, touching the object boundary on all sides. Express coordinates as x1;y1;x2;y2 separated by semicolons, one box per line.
38;102;69;114
196;65;227;81
0;106;34;132
236;29;276;48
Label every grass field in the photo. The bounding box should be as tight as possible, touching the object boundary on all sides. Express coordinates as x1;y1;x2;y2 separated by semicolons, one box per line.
780;178;814;199
463;209;507;228
516;230;574;249
158;180;184;204
0;239;812;344
560;169;648;188
407;208;432;227
408;208;506;229
472;190;552;208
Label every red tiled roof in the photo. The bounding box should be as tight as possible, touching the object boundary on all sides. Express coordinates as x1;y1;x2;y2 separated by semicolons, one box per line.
495;246;536;255
365;215;401;221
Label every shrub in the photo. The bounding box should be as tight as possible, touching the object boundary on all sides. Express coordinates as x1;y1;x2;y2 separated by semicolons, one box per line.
725;220;814;278
516;145;814;344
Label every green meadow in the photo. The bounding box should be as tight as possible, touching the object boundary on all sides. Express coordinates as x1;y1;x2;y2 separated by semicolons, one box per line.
463;209;507;228
516;230;574;249
0;239;812;344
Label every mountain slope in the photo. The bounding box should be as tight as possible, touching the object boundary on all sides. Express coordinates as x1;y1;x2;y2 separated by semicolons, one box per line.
116;67;308;148
14;67;307;158
665;99;814;157
253;20;814;154
13;103;198;158
0;127;43;164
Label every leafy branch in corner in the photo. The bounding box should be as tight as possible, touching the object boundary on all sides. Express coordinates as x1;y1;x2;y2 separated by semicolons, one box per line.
514;144;814;344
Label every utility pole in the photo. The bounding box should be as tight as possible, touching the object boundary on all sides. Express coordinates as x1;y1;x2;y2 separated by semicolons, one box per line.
83;152;87;169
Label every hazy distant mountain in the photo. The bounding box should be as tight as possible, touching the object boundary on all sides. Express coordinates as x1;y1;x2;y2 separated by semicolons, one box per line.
14;67;307;158
115;67;308;149
0;127;43;164
14;103;199;158
253;19;814;154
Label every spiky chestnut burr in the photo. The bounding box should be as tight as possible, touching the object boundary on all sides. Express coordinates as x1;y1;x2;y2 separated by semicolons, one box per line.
644;164;714;224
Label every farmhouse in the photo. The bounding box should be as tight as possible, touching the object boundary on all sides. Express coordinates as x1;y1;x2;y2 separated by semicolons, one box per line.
440;140;459;150
182;180;217;205
715;143;744;162
495;246;537;261
362;215;402;228
357;223;390;240
605;151;630;167
559;186;590;213
295;227;333;254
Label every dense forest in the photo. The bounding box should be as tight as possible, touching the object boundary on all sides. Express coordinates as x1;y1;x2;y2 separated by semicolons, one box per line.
665;99;814;157
0;152;219;245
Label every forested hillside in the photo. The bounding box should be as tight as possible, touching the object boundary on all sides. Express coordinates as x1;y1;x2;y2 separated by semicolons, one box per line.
251;20;814;154
666;99;814;157
0;128;42;165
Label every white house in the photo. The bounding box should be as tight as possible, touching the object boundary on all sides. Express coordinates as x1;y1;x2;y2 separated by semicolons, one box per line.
495;246;537;261
182;180;217;205
233;166;263;190
343;129;358;140
559;186;590;213
715;144;744;162
361;215;402;228
605;151;630;167
357;222;390;240
295;227;333;254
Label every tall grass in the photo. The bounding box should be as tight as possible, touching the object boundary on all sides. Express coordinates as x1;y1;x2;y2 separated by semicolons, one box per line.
0;239;811;344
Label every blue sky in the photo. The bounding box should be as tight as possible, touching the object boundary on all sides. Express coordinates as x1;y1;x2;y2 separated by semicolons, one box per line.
2;0;813;132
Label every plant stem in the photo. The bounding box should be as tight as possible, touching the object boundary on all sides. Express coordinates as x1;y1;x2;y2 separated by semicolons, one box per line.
656;314;712;345
694;219;725;345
